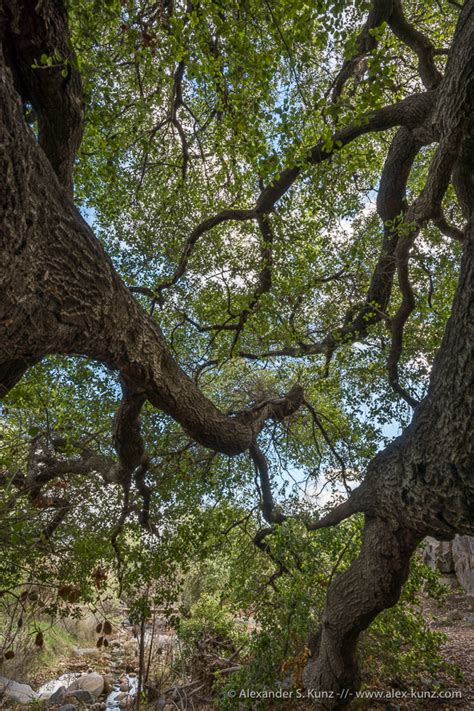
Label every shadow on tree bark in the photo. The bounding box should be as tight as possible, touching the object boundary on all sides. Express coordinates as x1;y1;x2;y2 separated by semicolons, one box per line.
0;1;473;707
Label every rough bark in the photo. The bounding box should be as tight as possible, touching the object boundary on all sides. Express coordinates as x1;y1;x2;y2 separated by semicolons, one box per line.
0;0;473;707
304;218;473;706
1;0;83;195
0;1;303;455
303;2;474;705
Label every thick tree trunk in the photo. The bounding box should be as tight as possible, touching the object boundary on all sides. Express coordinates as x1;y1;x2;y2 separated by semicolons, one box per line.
304;4;474;704
0;2;303;455
305;518;421;703
0;1;473;707
304;221;474;707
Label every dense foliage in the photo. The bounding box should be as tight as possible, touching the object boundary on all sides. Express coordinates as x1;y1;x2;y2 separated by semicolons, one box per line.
0;0;468;700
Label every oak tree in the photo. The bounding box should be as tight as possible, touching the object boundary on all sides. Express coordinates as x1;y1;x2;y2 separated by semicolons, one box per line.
0;0;473;706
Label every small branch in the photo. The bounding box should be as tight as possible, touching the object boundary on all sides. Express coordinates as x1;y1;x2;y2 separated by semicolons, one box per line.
253;527;289;590
156;92;435;297
305;497;360;531
331;0;393;101
433;213;465;242
387;229;420;409
303;400;350;494
388;0;443;90
249;443;286;524
156;208;257;295
190;214;275;352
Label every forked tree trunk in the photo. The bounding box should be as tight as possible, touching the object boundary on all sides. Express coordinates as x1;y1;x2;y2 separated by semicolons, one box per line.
304;213;473;708
304;4;474;700
0;1;473;708
0;5;303;455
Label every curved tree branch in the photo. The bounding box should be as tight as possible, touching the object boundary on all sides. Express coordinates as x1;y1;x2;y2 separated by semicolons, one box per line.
155;91;435;297
331;0;394;101
388;0;443;90
303;5;474;702
240;125;424;361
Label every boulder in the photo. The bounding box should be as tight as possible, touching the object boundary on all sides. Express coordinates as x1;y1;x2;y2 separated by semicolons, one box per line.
102;674;114;694
38;692;54;703
447;609;463;622
47;686;67;706
67;689;96;704
58;705;77;711
0;677;37;704
439;574;458;588
423;537;454;573
423;535;474;593
452;536;474;594
66;672;104;698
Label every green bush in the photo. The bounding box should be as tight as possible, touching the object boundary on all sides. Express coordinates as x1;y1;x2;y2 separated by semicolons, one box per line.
179;593;244;648
176;523;454;709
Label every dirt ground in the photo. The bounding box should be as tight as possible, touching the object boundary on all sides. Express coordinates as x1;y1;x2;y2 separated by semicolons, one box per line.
413;584;474;710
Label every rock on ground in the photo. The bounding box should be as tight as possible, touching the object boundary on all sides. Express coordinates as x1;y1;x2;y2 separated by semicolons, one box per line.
47;685;67;706
452;536;474;594
66;672;104;698
0;677;37;704
424;535;474;592
67;689;97;704
424;538;455;573
72;647;100;658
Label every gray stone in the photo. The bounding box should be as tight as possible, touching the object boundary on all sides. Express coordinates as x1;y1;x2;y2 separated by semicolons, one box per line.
66;673;104;699
439;574;458;588
72;648;100;658
102;675;114;694
423;537;454;573
446;609;462;622
67;689;96;705
38;692;54;703
452;535;474;594
47;686;67;706
58;705;77;711
0;677;37;704
423;535;474;593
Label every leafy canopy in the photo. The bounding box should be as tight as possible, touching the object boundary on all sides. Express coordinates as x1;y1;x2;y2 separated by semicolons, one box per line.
0;0;462;687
